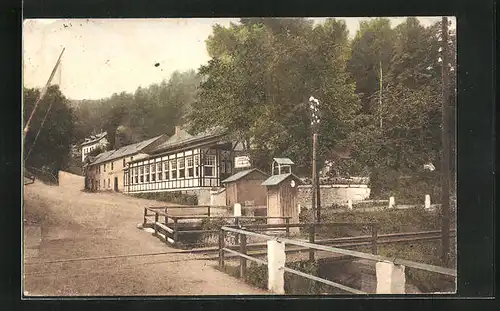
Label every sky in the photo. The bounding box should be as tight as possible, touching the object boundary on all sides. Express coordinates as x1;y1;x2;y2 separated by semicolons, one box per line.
23;17;455;100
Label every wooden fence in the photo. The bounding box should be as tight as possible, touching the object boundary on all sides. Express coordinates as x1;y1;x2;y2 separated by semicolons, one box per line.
142;206;292;247
218;226;457;294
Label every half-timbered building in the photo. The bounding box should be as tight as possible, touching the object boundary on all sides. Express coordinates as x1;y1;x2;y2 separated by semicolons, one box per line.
123;126;243;204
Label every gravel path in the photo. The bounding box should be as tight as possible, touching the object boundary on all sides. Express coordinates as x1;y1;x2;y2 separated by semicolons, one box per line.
23;172;269;296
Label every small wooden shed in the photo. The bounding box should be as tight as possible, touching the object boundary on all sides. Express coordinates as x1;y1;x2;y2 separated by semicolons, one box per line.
221;168;269;207
261;172;303;225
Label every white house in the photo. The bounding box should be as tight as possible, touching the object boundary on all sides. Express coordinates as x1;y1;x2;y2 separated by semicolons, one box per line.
81;132;108;162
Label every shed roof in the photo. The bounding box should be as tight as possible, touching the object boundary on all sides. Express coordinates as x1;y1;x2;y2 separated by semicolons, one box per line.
91;134;165;165
261;173;303;186
273;157;294;165
221;168;269;184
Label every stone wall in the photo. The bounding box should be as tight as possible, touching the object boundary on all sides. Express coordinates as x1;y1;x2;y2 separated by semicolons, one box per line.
186;189;212;205
297;184;371;209
210;188;227;206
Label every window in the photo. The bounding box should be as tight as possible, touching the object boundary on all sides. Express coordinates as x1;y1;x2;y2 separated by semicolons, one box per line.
111;162;114;170
131;156;134;161
178;158;185;178
194;155;199;177
157;162;163;181
140;166;144;183
123;159;126;167
151;173;156;182
151;164;156;173
108;179;110;188
186;156;194;177
170;160;177;179
104;164;106;172
204;155;216;177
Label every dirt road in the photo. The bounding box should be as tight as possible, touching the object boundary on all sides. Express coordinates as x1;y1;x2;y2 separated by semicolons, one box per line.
23;172;269;296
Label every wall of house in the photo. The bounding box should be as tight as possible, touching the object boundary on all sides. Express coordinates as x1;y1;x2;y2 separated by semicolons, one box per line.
236;176;267;206
280;181;299;225
296;184;371;208
81;137;108;162
225;183;238;206
89;153;148;192
267;188;281;225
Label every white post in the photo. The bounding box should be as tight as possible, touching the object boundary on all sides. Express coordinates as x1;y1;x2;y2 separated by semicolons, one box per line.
424;194;431;209
234;203;241;217
388;196;395;209
347;199;353;210
267;240;286;294
376;261;406;294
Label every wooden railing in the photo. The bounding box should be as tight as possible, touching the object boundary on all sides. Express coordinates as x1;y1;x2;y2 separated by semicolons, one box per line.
142;206;292;247
218;226;457;294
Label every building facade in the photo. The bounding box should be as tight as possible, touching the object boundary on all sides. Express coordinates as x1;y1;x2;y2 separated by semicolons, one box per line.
81;132;108;162
221;168;269;207
123;126;243;204
85;134;168;192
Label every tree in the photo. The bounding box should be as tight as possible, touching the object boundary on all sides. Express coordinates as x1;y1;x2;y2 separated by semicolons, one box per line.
344;18;456;199
23;85;75;178
347;18;396;114
189;18;359;174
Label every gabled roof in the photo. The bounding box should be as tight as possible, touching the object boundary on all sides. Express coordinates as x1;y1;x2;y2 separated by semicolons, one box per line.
151;126;226;154
261;173;303;186
221;168;269;184
273;158;294;165
81;132;107;146
90;135;165;165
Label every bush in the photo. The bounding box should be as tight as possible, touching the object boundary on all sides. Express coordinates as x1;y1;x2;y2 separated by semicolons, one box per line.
130;191;198;205
302;208;441;234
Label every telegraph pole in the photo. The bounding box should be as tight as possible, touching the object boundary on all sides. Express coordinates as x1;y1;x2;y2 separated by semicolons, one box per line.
440;16;451;267
309;96;320;224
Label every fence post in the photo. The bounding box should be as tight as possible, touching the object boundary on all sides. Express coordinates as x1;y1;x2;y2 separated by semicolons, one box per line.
424;194;431;209
235;217;240;244
154;212;159;236
371;223;378;255
240;234;247;279
267;240;286;294
388;196;395;209
219;229;225;269
173;218;179;244
376;261;406;294
234;203;242;217
285;218;290;237
309;224;315;262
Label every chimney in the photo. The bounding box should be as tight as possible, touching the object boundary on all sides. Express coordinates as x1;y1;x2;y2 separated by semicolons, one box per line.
175;126;181;136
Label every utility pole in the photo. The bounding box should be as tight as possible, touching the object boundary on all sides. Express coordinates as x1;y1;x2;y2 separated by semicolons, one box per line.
440;16;451;267
379;60;383;129
312;132;318;223
309;96;321;224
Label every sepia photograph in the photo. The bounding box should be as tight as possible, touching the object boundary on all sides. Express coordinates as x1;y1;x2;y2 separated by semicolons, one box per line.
22;17;457;296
